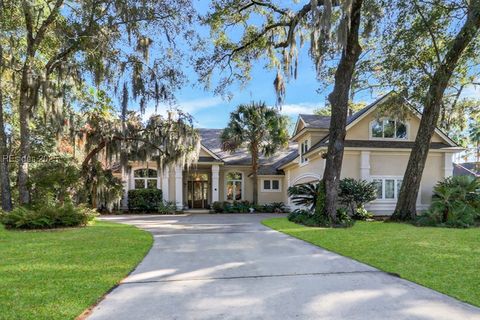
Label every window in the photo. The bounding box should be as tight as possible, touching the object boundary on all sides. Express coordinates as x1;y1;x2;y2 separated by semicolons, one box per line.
372;177;403;200
226;172;243;201
371;119;407;139
134;169;158;189
262;179;281;192
300;139;309;164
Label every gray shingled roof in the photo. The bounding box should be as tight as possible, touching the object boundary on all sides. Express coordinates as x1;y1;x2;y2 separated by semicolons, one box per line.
298;114;331;129
453;163;479;177
199;128;297;175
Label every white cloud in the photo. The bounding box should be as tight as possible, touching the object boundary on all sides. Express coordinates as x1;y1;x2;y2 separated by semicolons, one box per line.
143;97;224;119
277;102;323;116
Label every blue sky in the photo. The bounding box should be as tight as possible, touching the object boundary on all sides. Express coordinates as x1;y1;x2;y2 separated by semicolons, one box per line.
141;1;379;130
139;1;479;132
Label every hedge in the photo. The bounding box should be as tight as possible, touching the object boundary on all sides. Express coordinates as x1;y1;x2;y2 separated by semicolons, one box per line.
128;189;163;212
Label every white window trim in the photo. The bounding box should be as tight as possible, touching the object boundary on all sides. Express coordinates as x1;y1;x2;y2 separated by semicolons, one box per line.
133;168;159;189
371;175;403;202
369;119;410;141
300;139;309;165
225;171;244;201
261;179;282;192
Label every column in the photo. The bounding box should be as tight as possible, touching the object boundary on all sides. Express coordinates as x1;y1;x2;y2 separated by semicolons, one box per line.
286;170;291;207
121;166;129;209
360;151;371;180
444;153;453;178
175;165;183;210
162;166;169;201
211;164;220;203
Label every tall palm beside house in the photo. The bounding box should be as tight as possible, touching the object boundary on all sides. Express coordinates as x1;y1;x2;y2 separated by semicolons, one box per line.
221;102;289;204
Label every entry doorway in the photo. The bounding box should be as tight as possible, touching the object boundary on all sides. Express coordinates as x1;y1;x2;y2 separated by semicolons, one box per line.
187;173;209;209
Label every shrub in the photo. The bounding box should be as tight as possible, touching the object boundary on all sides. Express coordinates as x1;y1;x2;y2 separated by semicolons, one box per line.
0;203;97;229
288;206;355;228
212;201;224;213
128;189;163;212
287;183;319;211
158;201;177;214
339;178;376;220
28;156;81;205
416;176;480;228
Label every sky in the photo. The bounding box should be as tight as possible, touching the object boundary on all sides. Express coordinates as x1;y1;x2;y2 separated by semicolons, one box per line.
138;0;479;132
140;1;379;130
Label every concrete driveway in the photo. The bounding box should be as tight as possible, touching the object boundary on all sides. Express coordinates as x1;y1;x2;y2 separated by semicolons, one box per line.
87;214;480;320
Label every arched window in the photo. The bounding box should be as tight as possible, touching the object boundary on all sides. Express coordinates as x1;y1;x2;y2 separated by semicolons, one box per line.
226;172;243;201
134;169;158;189
370;119;407;140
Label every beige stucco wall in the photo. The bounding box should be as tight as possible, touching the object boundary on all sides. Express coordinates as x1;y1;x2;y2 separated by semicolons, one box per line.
346;110;443;142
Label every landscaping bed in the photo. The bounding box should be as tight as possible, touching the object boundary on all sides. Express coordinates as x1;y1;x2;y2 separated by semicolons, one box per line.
263;218;480;307
0;221;153;320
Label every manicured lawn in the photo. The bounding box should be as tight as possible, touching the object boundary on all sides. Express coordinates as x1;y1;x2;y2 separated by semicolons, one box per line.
263;218;480;307
0;221;153;320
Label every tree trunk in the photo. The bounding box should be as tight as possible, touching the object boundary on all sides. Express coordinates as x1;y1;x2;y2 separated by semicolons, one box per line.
322;0;363;223
393;2;480;220
0;45;13;211
251;143;259;205
17;65;32;205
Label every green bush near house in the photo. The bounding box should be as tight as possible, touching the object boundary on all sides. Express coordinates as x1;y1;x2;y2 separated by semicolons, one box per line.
416;175;480;228
128;189;163;212
157;201;177;214
339;178;376;220
211;201;289;213
0;202;97;230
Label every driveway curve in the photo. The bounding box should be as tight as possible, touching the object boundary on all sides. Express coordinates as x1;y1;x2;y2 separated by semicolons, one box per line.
87;214;480;320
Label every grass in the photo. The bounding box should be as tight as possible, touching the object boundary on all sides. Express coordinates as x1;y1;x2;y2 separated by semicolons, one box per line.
0;221;153;320
262;217;480;307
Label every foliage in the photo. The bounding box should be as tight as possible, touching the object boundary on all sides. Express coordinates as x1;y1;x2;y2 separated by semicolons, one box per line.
221;102;289;204
0;202;97;230
287;183;319;211
287;207;354;228
28;156;81;205
211;201;288;213
263;218;480;307
416;176;480;228
158;201;177;215
127;189;163;212
0;221;152;320
338;178;377;220
80;160;124;213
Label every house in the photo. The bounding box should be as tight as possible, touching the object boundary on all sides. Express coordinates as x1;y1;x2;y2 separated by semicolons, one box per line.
121;93;463;214
453;162;480;177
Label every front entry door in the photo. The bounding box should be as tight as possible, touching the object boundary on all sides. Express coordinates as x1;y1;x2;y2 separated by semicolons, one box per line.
188;180;208;209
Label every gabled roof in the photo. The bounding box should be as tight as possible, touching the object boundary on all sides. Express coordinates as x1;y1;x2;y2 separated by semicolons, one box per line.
298;114;331;129
198;128;297;175
305;92;459;156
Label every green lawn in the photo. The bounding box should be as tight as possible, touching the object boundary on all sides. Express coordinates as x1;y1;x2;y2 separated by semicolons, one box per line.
0;221;153;320
263;218;480;307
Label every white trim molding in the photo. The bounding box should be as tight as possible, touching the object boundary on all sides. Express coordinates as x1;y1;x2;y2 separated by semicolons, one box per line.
360;151;370;180
175;165;183;210
291;173;321;185
444;153;454;178
211;164;220;202
261;178;282;192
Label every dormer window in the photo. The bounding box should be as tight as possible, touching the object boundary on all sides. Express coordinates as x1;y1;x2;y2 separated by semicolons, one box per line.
300;139;309;164
371;119;407;140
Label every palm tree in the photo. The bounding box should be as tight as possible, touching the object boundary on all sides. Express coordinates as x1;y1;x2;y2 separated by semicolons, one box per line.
221;102;289;204
287;183;319;211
